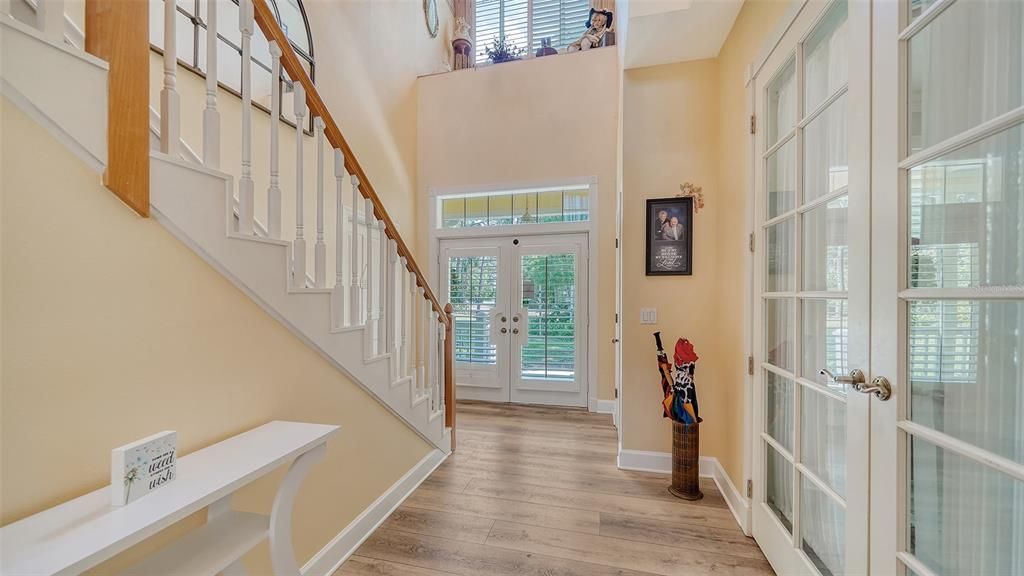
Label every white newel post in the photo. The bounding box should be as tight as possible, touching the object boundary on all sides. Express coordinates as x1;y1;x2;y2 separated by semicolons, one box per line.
349;175;361;324
314;118;327;288
267;41;283;238
160;0;180;156
364;198;376;339
36;0;64;44
418;286;427;396
203;0;220;168
332;149;346;329
236;0;255;236
377;221;388;354
292;82;307;288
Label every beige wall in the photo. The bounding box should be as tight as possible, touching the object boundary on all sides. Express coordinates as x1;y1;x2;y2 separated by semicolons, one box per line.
713;0;792;488
0;98;432;572
621;58;722;456
416;47;621;401
620;0;791;489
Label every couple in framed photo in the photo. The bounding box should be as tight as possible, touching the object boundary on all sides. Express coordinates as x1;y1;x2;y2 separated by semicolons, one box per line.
646;197;693;276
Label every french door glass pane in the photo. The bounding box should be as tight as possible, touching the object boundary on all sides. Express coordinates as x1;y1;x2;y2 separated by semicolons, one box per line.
908;436;1024;576
766;218;795;292
908;299;1024;465
803;95;849;203
766;58;797;147
521;254;576;381
907;0;1024;153
801;299;848;386
766;298;795;371
803;0;848;114
908;123;1024;289
449;256;499;365
801;387;847;496
803;197;849;291
766;371;794;451
908;0;938;21
801;476;846;576
768;138;797;219
766;443;794;532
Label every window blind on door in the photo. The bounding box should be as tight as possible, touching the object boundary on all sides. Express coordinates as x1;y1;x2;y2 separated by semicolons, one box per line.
449;256;499;365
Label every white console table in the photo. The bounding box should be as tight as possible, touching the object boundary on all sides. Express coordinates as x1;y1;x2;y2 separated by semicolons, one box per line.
0;421;339;576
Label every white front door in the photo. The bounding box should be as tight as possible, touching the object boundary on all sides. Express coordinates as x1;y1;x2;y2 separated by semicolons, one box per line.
751;1;872;574
870;1;1024;575
441;234;589;407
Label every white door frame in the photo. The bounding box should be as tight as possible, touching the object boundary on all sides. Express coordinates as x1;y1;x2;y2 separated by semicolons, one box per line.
427;177;601;412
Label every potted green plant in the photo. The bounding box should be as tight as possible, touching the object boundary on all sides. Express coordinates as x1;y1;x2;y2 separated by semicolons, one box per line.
485;35;525;64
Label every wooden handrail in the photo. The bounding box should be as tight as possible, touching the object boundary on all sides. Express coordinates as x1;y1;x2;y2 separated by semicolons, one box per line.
251;0;448;325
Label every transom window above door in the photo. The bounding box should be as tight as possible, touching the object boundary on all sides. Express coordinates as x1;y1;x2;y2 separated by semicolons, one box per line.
437;186;591;229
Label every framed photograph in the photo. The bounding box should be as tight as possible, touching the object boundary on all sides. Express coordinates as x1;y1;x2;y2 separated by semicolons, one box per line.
646;197;693;276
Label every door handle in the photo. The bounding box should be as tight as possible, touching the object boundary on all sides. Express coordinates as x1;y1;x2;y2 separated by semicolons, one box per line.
512;328;519;335
819;368;892;401
500;327;508;334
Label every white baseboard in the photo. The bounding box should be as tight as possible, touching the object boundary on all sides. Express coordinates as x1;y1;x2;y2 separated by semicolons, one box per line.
616;450;749;534
301;449;447;576
595;399;616;415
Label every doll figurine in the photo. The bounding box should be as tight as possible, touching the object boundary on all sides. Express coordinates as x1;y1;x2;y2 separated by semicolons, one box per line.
568;8;613;52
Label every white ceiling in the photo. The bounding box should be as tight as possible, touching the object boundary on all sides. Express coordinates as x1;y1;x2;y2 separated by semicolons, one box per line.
623;0;744;69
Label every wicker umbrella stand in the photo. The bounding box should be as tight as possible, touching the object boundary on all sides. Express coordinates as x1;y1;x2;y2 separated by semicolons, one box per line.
668;420;703;500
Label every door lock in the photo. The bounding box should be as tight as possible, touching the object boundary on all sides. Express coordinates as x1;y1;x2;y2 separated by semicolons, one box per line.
500;327;508;334
500;315;507;323
512;315;519;323
512;328;519;335
819;368;892;401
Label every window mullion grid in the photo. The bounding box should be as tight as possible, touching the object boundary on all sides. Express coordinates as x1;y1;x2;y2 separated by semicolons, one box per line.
792;38;806;554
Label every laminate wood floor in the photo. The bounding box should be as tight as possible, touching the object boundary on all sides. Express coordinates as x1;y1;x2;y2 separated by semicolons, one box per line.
337;401;774;576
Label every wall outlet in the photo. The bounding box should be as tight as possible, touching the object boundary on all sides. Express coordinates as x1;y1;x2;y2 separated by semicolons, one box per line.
640;308;657;324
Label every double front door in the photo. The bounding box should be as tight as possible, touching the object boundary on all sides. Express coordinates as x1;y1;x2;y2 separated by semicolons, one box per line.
751;0;1023;575
441;234;589;407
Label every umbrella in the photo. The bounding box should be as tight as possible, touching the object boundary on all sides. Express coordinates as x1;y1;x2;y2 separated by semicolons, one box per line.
653;332;673;419
669;338;701;424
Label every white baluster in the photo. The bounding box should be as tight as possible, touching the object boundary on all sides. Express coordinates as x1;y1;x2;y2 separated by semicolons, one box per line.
160;0;180;156
349;175;361;324
397;257;408;379
427;308;436;410
291;82;307;288
37;0;64;44
266;41;283;237
331;149;346;329
388;242;400;372
314;117;327;288
203;0;220;168
407;269;416;381
237;0;255;235
438;320;446;416
377;221;388;354
364;197;375;331
418;286;427;397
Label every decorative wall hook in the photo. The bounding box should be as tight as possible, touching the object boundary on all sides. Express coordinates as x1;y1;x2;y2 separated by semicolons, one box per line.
677;182;704;214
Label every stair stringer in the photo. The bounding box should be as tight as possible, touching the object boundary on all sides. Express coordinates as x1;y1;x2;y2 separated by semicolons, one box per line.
149;152;448;451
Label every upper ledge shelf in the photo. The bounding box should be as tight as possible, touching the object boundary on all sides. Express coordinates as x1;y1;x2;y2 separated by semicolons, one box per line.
418;42;618;79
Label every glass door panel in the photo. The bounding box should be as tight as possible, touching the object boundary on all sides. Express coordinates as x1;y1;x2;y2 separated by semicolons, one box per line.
753;1;868;574
511;234;589;407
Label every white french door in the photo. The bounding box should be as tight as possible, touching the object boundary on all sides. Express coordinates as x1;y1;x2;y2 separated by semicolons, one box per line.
870;1;1024;575
751;1;871;574
441;234;589;407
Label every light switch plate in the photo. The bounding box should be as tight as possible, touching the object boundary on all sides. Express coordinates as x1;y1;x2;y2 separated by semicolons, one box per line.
640;308;657;324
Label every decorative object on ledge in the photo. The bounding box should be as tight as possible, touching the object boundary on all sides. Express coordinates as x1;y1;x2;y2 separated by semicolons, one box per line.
452;16;472;69
536;38;558;57
678;181;705;213
646;197;693;275
568;8;613;52
485;34;525;64
111;431;177;506
653;332;704;501
424;0;439;38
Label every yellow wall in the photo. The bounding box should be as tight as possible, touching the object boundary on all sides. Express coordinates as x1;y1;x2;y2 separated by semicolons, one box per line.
620;0;791;489
416;47;621;401
0;98;432;572
621;58;722;455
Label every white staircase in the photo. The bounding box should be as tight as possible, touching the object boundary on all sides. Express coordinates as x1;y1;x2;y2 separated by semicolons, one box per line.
0;0;452;451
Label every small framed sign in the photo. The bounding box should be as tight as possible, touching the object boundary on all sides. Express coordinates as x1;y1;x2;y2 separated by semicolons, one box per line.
111;431;177;506
646;197;693;276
